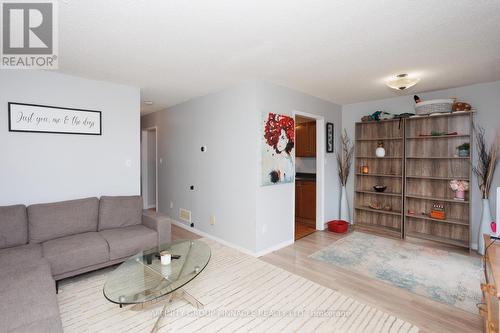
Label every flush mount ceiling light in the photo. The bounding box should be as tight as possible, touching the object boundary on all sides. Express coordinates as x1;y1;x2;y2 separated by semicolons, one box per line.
386;73;420;90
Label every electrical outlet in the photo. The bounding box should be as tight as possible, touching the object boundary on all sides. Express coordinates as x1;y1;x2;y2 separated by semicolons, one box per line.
210;215;215;225
179;208;191;223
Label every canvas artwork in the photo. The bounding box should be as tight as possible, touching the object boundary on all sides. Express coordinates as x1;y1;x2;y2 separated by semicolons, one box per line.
261;112;295;186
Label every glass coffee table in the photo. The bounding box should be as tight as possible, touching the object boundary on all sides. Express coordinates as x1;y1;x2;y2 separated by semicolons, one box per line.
103;239;211;332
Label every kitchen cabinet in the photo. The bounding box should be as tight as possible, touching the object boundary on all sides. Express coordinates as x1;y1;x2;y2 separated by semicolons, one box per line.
295;179;316;227
295;121;316;157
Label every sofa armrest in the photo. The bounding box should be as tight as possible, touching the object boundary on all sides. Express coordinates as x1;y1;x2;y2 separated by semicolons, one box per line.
142;213;171;247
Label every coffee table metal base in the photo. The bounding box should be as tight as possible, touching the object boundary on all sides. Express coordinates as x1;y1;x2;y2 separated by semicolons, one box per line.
128;289;203;333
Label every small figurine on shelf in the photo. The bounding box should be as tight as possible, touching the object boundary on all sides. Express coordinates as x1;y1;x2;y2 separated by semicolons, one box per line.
449;180;469;201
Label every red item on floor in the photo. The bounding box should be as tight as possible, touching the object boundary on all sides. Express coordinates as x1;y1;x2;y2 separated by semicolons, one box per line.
327;220;349;233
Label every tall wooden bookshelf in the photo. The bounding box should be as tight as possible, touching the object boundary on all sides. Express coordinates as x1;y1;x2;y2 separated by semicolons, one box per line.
353;112;473;249
354;119;405;238
404;112;473;249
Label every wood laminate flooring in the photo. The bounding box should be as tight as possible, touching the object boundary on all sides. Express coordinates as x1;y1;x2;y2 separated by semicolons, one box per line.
295;222;316;240
171;225;482;333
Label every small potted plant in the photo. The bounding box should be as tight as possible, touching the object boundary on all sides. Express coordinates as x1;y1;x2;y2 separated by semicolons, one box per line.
457;143;470;157
449;179;469;200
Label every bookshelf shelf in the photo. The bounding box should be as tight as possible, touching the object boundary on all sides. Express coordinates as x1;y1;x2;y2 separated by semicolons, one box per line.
356;173;402;178
355;190;402;197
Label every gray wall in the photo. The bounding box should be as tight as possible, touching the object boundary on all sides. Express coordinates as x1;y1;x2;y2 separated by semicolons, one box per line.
0;71;141;205
342;80;500;249
141;81;343;254
141;82;258;252
255;81;342;252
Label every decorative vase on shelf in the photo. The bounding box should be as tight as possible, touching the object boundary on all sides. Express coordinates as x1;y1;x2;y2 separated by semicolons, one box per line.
478;198;493;255
455;190;465;200
375;142;386;158
340;185;351;223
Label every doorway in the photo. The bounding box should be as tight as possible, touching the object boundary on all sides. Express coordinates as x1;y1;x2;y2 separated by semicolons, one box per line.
294;115;318;240
141;127;158;212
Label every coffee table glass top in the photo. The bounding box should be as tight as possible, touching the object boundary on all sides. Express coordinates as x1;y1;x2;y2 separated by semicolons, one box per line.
103;239;211;305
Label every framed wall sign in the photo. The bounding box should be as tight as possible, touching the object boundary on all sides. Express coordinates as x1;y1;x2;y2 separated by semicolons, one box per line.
326;122;334;153
8;102;102;135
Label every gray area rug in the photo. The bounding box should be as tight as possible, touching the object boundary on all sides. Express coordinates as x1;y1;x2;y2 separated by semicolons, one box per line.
310;232;482;313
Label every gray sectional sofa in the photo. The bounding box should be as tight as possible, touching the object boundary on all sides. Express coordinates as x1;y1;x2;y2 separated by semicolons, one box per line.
0;196;171;333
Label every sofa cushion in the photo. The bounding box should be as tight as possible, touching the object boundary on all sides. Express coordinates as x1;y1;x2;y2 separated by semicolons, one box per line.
98;195;142;231
0;204;28;249
28;197;99;243
42;232;109;276
0;260;63;333
99;224;157;260
0;243;42;267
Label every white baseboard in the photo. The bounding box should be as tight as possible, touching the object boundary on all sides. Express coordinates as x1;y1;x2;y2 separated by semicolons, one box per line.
169;219;293;257
169;219;257;257
254;239;294;257
145;204;156;209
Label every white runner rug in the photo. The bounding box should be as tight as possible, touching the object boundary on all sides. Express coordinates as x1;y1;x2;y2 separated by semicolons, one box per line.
58;238;419;333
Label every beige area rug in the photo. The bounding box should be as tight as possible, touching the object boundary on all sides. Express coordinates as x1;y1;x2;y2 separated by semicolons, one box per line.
58;239;419;333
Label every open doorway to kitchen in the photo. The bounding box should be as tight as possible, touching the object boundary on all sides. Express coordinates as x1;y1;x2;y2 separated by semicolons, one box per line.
141;127;158;212
294;115;318;240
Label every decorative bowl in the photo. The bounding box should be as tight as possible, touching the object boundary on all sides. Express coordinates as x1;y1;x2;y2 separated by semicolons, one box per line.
373;185;387;192
327;220;349;233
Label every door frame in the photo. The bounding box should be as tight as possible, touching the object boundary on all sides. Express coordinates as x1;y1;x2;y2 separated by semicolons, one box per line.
141;127;158;212
293;110;326;234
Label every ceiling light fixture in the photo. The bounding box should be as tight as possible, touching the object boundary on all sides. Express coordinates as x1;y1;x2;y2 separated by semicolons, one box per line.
386;73;420;90
143;101;153;105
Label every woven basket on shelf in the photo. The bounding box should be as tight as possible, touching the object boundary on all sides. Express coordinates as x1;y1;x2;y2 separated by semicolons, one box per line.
415;99;454;115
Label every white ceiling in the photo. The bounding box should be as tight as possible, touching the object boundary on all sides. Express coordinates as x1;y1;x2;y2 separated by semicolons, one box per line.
57;1;500;113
